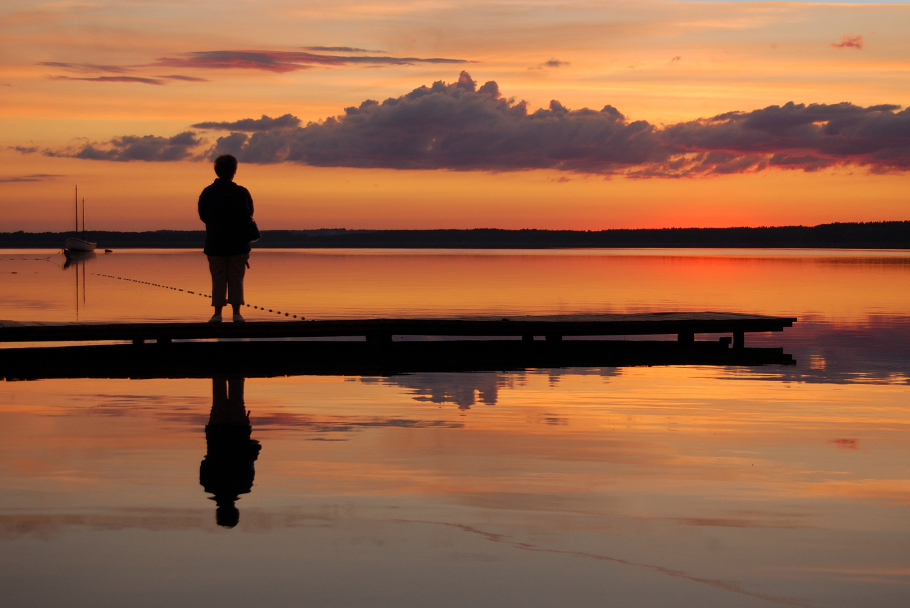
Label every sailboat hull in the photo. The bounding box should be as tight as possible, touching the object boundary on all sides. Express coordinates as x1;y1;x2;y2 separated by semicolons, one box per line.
64;237;96;253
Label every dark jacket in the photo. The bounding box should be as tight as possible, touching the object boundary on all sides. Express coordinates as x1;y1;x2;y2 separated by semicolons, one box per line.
198;178;255;255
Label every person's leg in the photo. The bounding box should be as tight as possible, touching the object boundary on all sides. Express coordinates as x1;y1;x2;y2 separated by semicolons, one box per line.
208;255;229;320
208;377;229;425
226;254;248;320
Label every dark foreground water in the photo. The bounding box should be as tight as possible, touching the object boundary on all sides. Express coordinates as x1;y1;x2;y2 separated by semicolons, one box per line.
1;249;908;607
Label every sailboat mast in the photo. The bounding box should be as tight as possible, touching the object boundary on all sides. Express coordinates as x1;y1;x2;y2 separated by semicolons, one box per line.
75;185;78;233
82;198;85;238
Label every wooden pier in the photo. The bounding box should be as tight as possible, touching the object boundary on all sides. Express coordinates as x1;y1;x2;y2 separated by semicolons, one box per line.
0;313;796;380
0;312;794;346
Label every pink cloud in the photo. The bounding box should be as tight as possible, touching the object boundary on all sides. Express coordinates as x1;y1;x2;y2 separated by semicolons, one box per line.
55;72;910;176
831;35;863;50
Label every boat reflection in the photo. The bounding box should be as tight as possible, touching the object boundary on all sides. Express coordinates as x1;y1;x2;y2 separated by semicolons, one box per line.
62;250;95;268
199;376;261;528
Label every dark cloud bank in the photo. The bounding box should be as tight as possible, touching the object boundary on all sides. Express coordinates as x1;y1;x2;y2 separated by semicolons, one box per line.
54;71;910;176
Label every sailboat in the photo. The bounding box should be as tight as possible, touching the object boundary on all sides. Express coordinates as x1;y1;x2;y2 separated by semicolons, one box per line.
64;185;96;256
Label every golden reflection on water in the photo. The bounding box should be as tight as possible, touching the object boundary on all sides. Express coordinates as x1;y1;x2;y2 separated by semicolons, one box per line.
1;249;909;606
3;248;910;322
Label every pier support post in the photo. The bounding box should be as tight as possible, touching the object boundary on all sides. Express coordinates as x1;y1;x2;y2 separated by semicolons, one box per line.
545;335;562;342
678;331;694;344
733;331;745;350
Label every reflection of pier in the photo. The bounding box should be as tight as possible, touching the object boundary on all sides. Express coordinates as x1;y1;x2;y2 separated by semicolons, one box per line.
0;313;796;379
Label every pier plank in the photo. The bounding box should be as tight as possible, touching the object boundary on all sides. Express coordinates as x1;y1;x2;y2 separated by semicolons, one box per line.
0;312;796;344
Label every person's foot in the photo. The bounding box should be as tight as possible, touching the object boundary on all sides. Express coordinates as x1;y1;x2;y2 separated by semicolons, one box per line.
208;313;222;323
232;313;245;323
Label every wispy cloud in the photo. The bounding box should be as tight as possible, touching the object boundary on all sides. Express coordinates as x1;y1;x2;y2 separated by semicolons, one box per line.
152;49;468;73
56;72;910;176
39;61;206;84
530;58;569;70
51;75;165;85
38;62;132;74
161;74;209;82
831;34;863;50
303;46;383;53
0;173;62;183
39;48;461;85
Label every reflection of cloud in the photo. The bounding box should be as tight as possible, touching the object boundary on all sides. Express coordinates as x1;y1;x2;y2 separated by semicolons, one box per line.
249;412;463;436
741;316;910;385
375;368;620;408
383;372;505;409
807;479;910;506
831;35;863;50
829;438;858;451
0;507;343;539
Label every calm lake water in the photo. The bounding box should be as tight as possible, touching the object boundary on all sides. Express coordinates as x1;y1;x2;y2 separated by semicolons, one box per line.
1;249;909;607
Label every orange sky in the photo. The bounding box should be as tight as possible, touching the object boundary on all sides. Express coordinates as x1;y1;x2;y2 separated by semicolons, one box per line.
1;1;908;231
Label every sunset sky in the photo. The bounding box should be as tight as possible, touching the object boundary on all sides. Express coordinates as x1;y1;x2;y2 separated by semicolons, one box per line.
1;0;908;231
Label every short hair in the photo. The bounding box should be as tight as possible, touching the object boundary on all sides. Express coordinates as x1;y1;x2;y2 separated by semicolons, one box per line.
214;155;238;180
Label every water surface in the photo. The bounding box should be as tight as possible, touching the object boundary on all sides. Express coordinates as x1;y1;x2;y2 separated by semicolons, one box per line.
1;249;908;607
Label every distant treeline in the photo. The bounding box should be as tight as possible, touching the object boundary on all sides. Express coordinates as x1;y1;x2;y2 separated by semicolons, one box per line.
3;222;910;249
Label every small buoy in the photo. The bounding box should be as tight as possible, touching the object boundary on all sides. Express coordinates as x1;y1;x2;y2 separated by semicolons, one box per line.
104;249;112;253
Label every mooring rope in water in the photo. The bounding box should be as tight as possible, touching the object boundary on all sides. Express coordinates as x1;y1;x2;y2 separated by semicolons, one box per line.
92;273;302;319
1;251;62;261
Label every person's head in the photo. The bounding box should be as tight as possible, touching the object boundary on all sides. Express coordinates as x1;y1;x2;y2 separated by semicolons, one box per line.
216;502;240;528
214;155;238;181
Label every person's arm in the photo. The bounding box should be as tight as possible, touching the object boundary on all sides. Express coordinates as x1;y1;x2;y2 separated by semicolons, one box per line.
245;188;254;217
198;189;209;223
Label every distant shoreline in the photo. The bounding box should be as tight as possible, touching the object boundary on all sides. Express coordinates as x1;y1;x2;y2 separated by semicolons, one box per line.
3;222;910;249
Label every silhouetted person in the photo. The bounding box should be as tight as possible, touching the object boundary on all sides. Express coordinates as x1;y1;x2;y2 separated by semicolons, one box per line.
198;154;254;323
200;376;261;528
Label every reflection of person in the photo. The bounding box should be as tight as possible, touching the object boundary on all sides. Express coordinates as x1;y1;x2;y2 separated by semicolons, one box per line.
199;376;261;528
198;154;254;323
